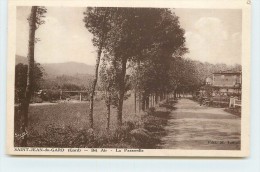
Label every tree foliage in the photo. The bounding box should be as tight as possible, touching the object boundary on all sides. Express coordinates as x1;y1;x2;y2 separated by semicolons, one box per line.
15;63;44;103
83;7;115;129
86;7;242;129
94;8;187;125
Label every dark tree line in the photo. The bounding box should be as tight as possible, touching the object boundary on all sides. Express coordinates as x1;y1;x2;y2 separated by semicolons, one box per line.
84;8;187;130
15;63;44;103
84;7;242;131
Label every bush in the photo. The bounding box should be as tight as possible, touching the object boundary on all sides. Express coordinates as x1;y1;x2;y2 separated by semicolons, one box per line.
146;107;155;115
27;124;93;148
129;128;152;146
70;95;80;100
31;96;43;103
42;90;61;102
112;121;137;143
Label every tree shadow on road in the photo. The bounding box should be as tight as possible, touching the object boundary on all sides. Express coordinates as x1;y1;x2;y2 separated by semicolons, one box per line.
139;99;177;148
158;99;177;111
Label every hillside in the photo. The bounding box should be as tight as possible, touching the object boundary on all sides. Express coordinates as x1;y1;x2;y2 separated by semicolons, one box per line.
15;55;95;77
15;55;28;65
42;62;95;78
15;55;95;90
43;74;94;89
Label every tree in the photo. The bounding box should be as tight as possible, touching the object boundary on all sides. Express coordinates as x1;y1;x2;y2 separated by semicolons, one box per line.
99;54;131;131
83;7;112;129
103;8;186;126
85;8;186;128
103;8;158;126
17;6;47;147
126;9;187;111
167;57;242;98
99;59;115;132
170;58;200;97
15;63;44;103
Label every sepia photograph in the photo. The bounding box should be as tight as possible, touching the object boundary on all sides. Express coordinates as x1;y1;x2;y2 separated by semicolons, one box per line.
6;1;251;157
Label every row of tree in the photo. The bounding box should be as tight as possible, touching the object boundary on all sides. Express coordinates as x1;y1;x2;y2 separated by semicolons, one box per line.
83;7;187;129
84;7;242;131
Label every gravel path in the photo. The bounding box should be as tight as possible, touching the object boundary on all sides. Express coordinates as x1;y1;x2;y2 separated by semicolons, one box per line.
159;98;241;150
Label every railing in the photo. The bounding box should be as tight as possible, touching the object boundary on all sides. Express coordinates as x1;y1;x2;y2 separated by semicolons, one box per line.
211;96;229;106
234;99;241;107
60;90;89;101
229;97;241;108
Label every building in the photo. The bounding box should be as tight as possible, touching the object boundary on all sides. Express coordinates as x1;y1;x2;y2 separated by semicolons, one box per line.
206;70;242;96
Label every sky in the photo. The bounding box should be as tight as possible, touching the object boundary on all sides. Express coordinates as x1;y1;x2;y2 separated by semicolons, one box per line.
16;7;242;65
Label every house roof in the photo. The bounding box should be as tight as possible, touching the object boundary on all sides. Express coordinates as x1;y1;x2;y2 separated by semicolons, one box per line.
213;70;242;75
212;85;241;89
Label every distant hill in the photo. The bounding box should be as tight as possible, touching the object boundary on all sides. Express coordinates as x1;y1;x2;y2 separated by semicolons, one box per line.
41;62;95;78
42;73;94;89
15;55;28;65
15;55;95;77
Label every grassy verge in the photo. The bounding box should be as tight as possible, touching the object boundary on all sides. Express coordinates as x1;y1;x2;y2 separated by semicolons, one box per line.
14;96;176;148
224;108;241;117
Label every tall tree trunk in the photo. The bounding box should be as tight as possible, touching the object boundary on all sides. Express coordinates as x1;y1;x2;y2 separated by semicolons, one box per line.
87;10;108;130
116;58;127;127
88;43;103;129
137;61;141;112
141;93;145;111
152;94;155;106
18;6;38;147
105;91;111;132
134;91;136;115
160;92;163;101
151;94;153;107
138;93;141;112
145;94;149;109
155;92;158;104
150;94;152;107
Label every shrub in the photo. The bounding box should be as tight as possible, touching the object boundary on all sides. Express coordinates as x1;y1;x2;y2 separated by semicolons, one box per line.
31;96;43;103
146;107;155;115
27;124;93;148
112;121;137;143
42;89;61;102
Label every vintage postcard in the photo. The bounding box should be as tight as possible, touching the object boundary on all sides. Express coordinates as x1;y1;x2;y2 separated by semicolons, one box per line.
6;0;251;157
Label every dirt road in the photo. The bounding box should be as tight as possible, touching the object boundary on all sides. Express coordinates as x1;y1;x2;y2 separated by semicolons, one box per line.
159;98;241;150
